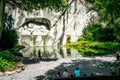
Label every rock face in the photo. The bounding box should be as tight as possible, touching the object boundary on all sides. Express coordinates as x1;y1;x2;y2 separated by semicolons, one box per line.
5;0;98;47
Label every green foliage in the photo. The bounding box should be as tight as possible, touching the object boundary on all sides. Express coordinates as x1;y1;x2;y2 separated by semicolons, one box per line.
87;0;120;24
21;0;68;11
100;25;113;42
79;23;104;41
80;22;120;42
65;0;120;57
83;23;102;41
0;50;17;62
17;45;25;50
0;50;17;72
102;23;120;42
65;41;120;57
78;36;85;41
82;0;120;42
9;48;23;57
115;18;120;26
0;29;19;50
0;57;16;72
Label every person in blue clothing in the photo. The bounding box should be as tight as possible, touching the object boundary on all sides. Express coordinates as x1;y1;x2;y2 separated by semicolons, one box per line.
74;67;80;77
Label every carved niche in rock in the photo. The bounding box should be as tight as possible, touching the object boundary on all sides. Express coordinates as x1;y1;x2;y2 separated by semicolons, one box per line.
18;18;51;30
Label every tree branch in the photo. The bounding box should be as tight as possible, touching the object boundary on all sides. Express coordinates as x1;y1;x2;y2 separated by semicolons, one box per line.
52;0;75;27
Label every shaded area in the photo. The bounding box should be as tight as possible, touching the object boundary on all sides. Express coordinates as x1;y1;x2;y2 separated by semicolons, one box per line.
22;57;58;65
19;18;51;30
34;58;116;80
55;75;120;80
4;13;14;29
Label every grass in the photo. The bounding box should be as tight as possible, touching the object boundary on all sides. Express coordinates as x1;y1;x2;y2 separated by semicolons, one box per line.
64;41;120;57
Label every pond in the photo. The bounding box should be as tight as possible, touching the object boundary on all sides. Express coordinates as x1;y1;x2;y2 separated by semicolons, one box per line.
20;47;83;59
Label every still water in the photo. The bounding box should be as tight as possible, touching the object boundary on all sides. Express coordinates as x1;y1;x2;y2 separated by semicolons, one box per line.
21;47;82;59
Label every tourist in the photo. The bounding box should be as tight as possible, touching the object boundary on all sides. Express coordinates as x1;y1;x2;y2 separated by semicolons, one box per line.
90;73;94;76
83;74;87;77
62;69;69;78
56;72;62;79
68;73;74;78
111;68;116;75
38;49;42;59
118;68;120;75
117;67;120;75
116;50;120;60
74;67;81;77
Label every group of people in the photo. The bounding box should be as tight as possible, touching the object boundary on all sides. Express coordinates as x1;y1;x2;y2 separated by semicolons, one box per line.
56;67;80;79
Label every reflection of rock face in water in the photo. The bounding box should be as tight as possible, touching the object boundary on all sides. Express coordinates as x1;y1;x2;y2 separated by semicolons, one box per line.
21;47;82;59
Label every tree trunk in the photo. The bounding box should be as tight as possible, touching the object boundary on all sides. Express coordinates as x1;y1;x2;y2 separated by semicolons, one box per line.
60;14;65;45
0;0;5;51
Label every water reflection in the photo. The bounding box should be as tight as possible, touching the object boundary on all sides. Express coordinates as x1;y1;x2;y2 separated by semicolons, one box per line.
21;47;82;59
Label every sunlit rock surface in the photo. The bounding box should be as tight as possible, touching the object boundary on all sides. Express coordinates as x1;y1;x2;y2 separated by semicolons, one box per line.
5;0;98;47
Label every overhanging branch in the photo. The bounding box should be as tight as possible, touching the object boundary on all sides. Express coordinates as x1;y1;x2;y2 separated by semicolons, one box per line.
52;0;75;27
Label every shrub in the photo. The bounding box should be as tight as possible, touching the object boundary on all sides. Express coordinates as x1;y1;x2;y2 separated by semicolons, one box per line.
9;48;23;57
65;41;120;57
0;29;19;50
0;50;17;72
78;36;85;41
84;23;102;41
0;57;16;72
80;22;120;42
0;50;17;62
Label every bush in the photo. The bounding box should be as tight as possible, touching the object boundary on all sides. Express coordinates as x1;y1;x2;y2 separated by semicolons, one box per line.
0;57;16;72
17;45;25;50
77;36;85;41
0;50;17;62
0;50;17;72
81;22;120;42
0;29;19;50
84;23;102;41
9;48;23;57
65;41;120;57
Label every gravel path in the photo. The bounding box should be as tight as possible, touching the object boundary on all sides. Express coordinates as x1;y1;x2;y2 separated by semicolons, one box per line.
0;55;117;80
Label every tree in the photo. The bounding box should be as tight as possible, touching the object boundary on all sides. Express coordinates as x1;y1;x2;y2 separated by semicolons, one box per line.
6;0;68;11
0;0;5;41
0;0;68;50
86;0;120;42
87;0;120;24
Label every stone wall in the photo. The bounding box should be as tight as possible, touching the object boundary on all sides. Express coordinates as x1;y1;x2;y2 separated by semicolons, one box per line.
5;0;98;47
